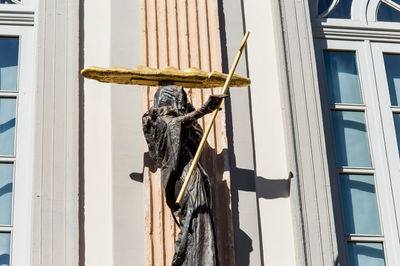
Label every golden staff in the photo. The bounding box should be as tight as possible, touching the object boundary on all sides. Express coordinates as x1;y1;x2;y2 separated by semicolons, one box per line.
176;31;250;205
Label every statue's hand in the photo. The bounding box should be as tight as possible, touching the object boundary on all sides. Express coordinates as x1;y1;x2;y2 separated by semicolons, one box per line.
203;94;226;114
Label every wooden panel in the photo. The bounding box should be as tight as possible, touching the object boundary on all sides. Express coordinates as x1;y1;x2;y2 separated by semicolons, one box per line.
141;0;235;265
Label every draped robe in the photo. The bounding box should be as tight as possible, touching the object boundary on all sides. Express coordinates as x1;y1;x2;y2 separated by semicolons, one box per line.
142;105;218;266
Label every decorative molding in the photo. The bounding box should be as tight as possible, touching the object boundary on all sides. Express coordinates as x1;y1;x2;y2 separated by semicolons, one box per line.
277;0;343;264
31;0;79;264
0;10;34;26
313;24;400;42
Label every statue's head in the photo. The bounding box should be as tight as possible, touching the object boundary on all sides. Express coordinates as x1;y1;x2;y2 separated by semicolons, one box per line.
154;85;190;113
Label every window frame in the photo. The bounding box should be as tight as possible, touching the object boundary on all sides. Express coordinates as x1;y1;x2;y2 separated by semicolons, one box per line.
371;42;400;234
0;25;35;266
314;36;400;266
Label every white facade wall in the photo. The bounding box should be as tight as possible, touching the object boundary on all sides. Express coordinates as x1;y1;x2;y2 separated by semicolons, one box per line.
243;1;297;265
84;0;144;265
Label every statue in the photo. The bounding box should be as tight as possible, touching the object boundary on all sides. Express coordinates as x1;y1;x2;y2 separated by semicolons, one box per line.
81;32;250;266
142;85;224;265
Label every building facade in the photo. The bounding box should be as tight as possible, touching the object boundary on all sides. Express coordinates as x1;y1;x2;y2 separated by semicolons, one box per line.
0;0;399;265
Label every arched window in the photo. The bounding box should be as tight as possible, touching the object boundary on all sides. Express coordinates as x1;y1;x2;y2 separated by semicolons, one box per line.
309;0;400;264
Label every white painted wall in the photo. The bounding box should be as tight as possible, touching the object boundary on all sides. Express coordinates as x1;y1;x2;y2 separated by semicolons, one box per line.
243;0;297;265
84;0;114;265
84;0;145;265
109;1;144;264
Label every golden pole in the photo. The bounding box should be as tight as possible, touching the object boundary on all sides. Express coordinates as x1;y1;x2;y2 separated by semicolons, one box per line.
176;31;250;205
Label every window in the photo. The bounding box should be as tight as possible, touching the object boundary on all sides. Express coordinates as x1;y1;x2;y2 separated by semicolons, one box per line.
0;36;19;266
311;0;400;265
0;8;36;266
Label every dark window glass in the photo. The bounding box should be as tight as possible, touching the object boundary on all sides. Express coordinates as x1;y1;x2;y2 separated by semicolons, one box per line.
377;0;400;22
319;0;352;19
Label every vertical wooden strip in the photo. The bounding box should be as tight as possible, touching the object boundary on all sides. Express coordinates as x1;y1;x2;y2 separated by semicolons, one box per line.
187;0;203;114
197;0;211;72
157;0;169;68
177;0;189;71
156;1;173;264
197;0;216;179
156;2;168;264
167;0;179;68
141;0;154;265
187;0;200;68
166;0;180;246
143;161;154;266
149;1;164;265
147;0;159;69
150;168;165;266
207;0;222;72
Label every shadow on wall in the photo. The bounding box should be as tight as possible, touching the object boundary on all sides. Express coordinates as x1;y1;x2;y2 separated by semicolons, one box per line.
229;162;292;266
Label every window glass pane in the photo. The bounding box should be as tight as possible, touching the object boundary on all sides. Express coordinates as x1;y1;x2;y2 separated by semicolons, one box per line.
324;51;362;104
0;233;10;266
377;0;400;23
393;113;400;156
0;38;19;91
0;164;12;225
0;98;16;156
348;243;385;266
340;175;381;235
0;0;18;3
383;54;400;106
331;111;372;167
318;0;352;19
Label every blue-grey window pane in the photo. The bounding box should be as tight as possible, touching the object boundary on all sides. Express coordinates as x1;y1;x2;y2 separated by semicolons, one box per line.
377;0;400;22
393;114;400;156
0;0;17;3
340;175;381;235
348;243;385;266
324;51;362;104
0;38;18;91
318;0;352;19
0;98;16;156
0;233;10;266
331;111;372;167
383;54;400;106
0;164;12;225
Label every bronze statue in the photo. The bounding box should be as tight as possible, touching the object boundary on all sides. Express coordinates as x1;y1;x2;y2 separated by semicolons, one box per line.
142;85;224;265
81;31;249;266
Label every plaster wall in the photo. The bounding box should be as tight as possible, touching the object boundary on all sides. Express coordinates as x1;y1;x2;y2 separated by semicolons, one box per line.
242;0;297;265
84;0;146;265
109;1;144;266
83;0;113;265
219;0;262;264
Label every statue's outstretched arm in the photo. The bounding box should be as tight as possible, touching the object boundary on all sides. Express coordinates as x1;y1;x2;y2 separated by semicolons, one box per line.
180;94;226;125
